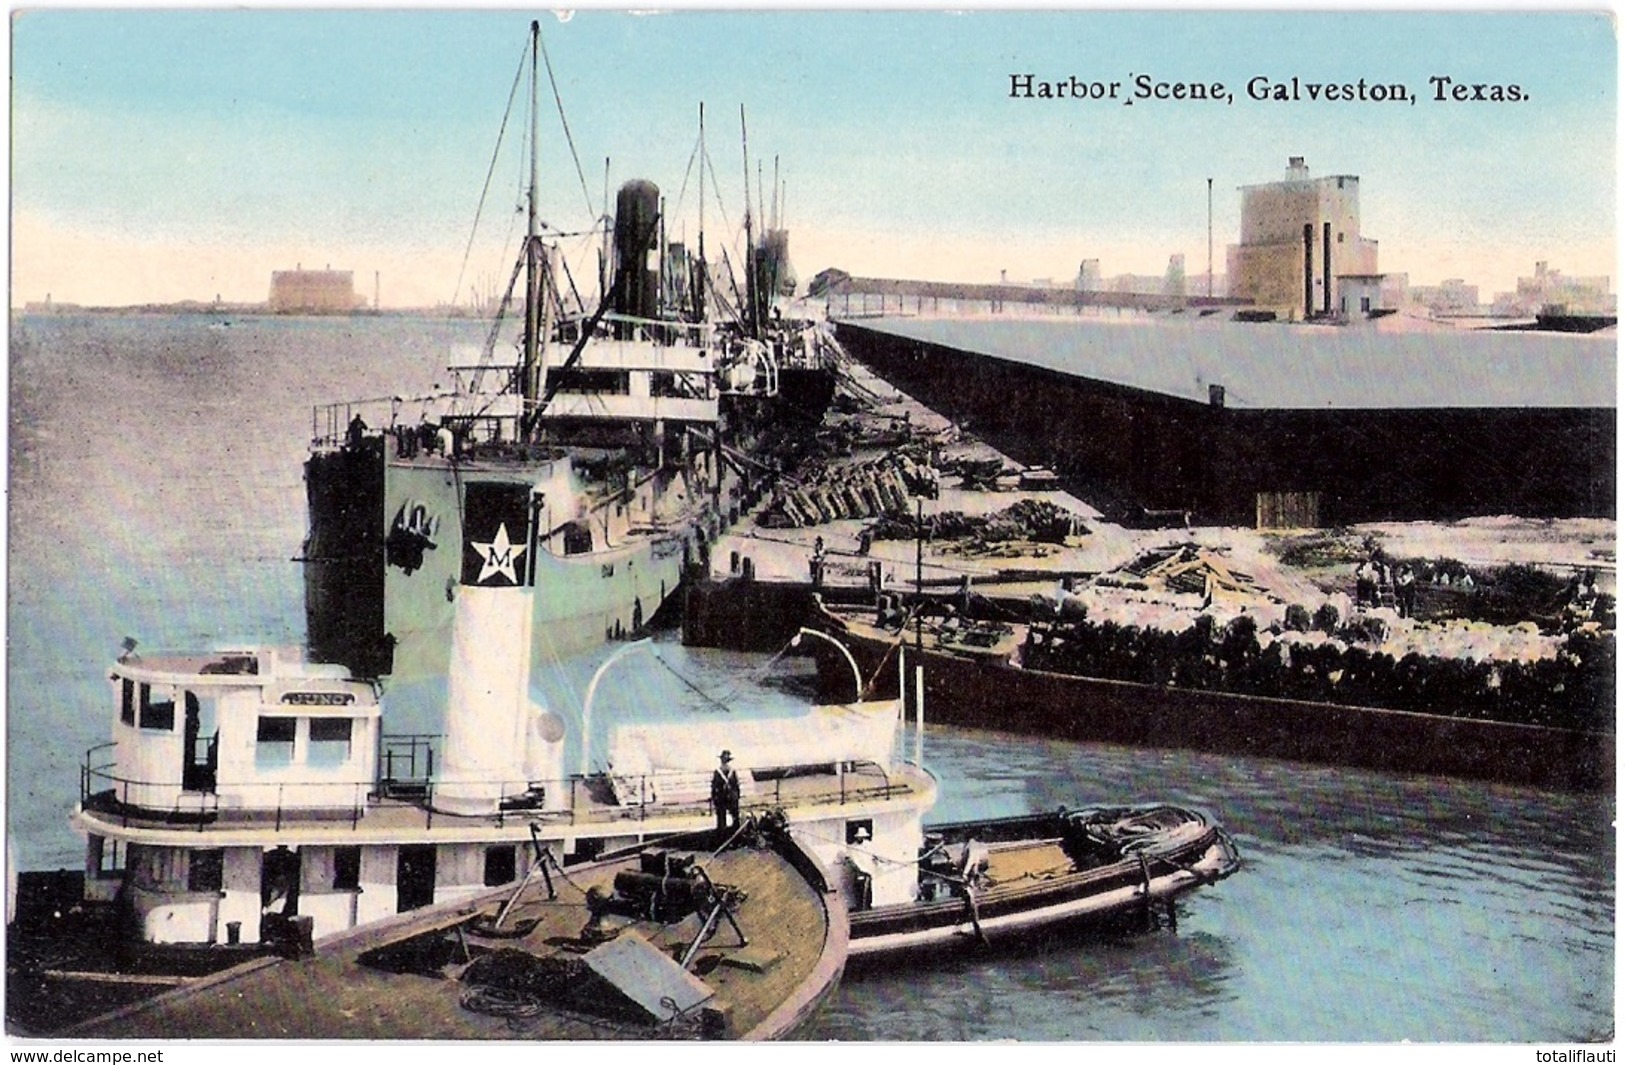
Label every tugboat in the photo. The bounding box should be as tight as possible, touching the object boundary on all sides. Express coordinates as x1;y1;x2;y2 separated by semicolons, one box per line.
12;550;933;1033
48;602;934;960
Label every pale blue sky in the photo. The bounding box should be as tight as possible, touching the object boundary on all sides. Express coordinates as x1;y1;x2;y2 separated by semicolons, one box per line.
9;9;1617;307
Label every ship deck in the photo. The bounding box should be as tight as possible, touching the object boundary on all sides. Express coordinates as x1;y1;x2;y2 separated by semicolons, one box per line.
78;762;932;846
67;840;844;1041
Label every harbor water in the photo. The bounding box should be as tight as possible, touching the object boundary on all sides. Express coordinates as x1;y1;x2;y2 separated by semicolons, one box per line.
6;314;1614;1042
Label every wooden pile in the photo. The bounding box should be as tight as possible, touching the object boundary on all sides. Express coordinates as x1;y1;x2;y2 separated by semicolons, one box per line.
1124;545;1260;599
758;459;917;528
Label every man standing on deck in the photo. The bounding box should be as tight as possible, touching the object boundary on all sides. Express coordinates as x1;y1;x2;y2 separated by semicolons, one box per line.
711;750;741;840
848;826;875;910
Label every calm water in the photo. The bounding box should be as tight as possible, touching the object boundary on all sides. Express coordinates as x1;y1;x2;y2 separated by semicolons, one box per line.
6;314;1615;1042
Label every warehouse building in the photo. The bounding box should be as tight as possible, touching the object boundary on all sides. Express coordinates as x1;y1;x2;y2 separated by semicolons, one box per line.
269;266;363;314
835;314;1614;528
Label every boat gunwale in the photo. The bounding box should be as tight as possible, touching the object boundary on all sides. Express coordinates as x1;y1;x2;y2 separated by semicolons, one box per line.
845;837;1239;958
850;830;1229;928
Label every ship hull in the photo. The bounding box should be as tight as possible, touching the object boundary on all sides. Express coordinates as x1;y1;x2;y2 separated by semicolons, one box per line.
306;444;724;680
809;603;1613;792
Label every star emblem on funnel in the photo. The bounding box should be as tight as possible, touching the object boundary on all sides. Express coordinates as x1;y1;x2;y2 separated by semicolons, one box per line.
469;522;526;584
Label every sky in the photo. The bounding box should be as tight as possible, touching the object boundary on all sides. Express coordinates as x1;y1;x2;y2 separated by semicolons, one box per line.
7;8;1618;309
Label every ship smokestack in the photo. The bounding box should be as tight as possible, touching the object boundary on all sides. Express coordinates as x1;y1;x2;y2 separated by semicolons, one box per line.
435;482;542;815
613;180;662;333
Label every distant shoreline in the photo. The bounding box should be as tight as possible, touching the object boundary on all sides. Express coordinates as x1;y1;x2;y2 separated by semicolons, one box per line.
13;304;488;319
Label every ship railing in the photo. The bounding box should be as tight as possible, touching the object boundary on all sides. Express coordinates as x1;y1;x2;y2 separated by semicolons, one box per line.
310;395;424;450
594;313;718;348
378;734;438;800
80;752;375;832
80;742;117;807
353;761;916;832
78;741;916;835
588;759;906;822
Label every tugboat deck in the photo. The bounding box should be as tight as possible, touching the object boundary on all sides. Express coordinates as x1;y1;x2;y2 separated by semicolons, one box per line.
67;841;844;1041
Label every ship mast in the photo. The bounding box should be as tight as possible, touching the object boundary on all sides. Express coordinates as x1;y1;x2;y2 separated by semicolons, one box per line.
696;102;707;323
740;104;756;338
520;19;544;441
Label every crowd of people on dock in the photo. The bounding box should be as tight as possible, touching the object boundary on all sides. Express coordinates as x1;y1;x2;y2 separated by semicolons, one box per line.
1353;554;1420;617
1352;549;1479;620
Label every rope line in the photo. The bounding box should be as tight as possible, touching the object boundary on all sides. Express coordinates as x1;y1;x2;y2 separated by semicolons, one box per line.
535;25;598;222
650;651;736;714
450;39;529;311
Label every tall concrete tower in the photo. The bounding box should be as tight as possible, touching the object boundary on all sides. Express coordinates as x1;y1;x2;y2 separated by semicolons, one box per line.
1226;157;1380;321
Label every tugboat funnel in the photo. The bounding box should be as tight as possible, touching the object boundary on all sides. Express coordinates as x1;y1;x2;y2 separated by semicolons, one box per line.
434;482;539;816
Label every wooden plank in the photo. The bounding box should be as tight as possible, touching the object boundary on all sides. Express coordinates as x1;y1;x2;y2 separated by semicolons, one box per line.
40;970;196;987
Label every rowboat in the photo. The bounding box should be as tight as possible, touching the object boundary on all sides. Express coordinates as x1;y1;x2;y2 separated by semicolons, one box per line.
847;804;1239;961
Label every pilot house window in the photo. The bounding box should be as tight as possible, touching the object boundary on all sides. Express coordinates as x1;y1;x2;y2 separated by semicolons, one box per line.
188;850;224;893
139;684;175;731
256;716;297;769
333;846;362;891
483;845;518;887
308;718;353;768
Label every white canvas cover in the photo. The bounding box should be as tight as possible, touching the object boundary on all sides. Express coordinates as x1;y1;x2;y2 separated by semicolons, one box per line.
606;699;899;778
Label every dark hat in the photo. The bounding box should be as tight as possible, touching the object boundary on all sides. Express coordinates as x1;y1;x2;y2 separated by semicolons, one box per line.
720;750;733;762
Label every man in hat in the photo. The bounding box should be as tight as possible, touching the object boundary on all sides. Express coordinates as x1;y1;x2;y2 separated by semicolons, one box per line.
848;825;875;911
711;749;741;839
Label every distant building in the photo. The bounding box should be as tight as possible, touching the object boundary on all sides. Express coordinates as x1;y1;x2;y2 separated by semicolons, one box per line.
1491;261;1615;317
1338;275;1387;318
1188;270;1225;298
22;297;83;314
1163;254;1187;299
1227;156;1381;321
1108;273;1169;295
269;266;363;314
1410;278;1482;317
1074;259;1102;291
1380;273;1411;310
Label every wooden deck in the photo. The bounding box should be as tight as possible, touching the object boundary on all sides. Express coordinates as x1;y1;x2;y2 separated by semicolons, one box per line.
67;839;845;1041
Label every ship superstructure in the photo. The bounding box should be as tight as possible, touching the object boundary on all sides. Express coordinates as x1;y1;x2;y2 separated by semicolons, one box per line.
302;31;839;683
76;502;934;950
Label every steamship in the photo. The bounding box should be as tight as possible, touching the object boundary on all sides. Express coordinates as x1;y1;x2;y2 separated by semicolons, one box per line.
301;40;837;685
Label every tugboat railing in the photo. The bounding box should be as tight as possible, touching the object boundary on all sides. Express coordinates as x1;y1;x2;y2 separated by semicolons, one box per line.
78;741;917;835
